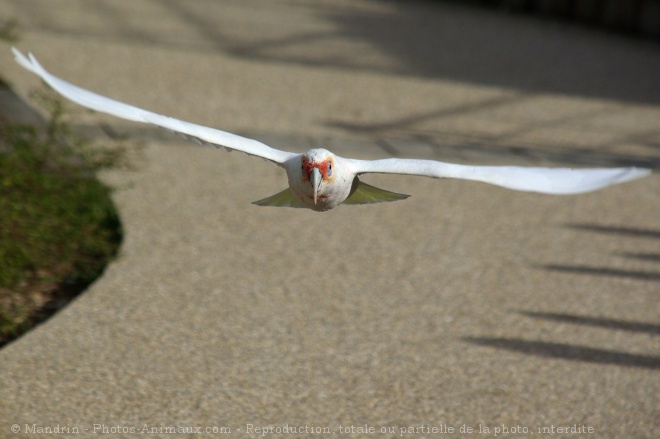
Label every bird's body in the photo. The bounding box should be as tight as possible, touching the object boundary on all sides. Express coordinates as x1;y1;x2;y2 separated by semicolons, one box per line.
287;149;353;211
273;149;406;211
12;48;651;212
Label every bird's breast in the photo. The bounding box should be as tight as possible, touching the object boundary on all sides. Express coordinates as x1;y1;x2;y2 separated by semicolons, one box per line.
284;155;354;211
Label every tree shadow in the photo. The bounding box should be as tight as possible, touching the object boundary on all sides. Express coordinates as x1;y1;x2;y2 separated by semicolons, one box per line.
565;223;660;239
13;0;660;168
463;336;660;369
324;100;660;168
538;224;660;282
540;265;660;282
465;223;659;368
565;224;660;239
618;252;660;263
313;1;660;104
516;310;660;335
16;0;660;104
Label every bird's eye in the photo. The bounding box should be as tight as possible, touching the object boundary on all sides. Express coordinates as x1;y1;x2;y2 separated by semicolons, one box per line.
327;161;332;177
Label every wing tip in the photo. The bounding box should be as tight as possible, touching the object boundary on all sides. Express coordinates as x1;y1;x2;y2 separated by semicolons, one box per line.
626;167;652;181
550;166;651;195
606;166;652;188
11;47;31;70
12;47;45;76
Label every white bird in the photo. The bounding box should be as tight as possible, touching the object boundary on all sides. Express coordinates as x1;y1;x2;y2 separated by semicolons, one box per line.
13;48;650;212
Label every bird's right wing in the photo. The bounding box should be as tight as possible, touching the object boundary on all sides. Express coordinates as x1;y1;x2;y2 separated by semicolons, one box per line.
347;157;650;195
12;48;296;165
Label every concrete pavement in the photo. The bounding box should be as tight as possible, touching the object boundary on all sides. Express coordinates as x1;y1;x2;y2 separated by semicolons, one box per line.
1;1;659;437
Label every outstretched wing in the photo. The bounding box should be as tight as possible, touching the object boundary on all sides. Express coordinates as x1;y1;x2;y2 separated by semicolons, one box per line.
12;48;296;165
343;180;410;205
252;188;306;208
347;157;650;195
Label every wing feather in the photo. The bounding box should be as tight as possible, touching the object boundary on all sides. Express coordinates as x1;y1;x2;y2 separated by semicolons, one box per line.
12;48;295;165
252;188;305;208
347;158;650;195
343;181;409;205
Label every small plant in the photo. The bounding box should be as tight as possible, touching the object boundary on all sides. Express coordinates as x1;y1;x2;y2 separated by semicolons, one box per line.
0;86;125;346
0;18;19;44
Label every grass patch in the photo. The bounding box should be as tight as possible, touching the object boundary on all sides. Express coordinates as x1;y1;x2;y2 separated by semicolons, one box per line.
0;88;124;346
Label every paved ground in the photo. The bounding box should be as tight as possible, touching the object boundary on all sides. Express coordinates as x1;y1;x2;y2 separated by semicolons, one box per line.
1;1;659;438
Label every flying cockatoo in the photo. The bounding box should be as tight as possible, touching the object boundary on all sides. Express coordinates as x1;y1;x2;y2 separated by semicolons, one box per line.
13;48;650;212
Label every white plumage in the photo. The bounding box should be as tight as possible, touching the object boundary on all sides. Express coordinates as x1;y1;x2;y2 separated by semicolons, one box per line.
13;48;650;212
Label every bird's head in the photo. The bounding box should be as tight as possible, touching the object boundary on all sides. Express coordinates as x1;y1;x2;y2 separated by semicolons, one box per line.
301;149;336;205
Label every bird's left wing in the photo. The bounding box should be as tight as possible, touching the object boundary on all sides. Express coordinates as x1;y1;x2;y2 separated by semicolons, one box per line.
347;157;650;195
12;48;296;165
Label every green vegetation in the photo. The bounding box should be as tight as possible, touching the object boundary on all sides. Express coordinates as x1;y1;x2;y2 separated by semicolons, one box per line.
0;18;18;43
0;88;124;346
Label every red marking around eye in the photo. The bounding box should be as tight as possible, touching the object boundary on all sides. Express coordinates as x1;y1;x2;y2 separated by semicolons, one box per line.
302;158;333;181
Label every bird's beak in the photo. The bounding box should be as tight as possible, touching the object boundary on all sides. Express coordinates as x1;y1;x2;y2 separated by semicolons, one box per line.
310;167;322;205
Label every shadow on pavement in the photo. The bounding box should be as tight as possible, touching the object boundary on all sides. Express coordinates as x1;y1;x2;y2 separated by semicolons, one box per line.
463;337;660;369
323;94;660;169
313;1;660;104
537;223;660;282
467;221;660;368
18;0;660;105
565;223;660;239
540;264;660;282
11;1;660;169
516;311;660;335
